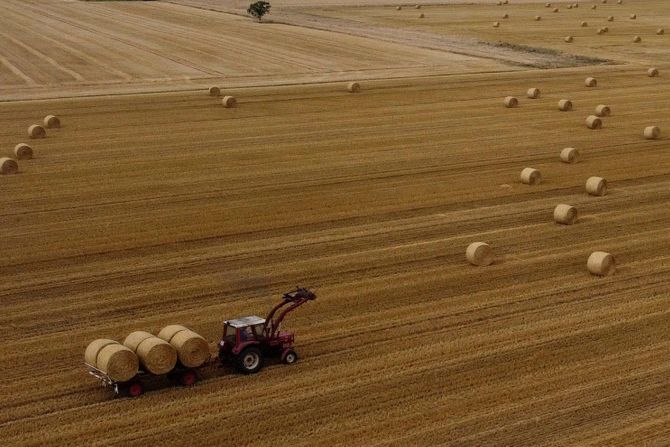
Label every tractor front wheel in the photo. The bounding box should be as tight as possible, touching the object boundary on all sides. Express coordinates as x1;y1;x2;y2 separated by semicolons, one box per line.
282;349;298;365
236;347;263;374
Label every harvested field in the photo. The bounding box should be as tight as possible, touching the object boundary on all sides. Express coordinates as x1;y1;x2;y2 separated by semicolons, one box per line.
1;63;670;445
0;0;511;100
304;0;670;64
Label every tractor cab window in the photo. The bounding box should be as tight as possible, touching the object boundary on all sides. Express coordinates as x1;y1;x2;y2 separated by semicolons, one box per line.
239;324;264;341
251;323;264;339
223;324;236;343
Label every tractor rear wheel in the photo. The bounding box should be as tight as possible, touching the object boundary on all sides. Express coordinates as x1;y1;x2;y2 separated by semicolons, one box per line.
236;347;263;374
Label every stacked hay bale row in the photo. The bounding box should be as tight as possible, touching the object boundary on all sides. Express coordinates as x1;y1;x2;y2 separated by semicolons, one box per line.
85;325;209;381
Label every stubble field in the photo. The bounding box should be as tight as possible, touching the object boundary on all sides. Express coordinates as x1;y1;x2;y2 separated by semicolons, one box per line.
1;0;669;446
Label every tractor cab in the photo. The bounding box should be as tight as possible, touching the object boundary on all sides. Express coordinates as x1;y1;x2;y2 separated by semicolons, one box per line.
220;316;265;347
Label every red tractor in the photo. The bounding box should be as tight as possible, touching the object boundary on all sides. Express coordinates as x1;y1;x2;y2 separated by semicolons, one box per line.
217;287;316;373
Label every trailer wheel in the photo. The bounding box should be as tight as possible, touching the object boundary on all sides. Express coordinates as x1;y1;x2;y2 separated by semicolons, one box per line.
236;347;263;374
127;382;144;398
282;349;298;365
180;370;197;386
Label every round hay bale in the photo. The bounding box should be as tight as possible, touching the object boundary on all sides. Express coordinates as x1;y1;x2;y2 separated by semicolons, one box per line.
466;242;493;267
502;0;508;3
643;126;660;140
560;147;580;163
591;4;596;9
124;331;177;375
222;95;237;107
573;2;579;7
347;82;361;93
520;167;542;185
157;325;189;342
617;0;622;3
497;0;502;5
503;96;518;108
493;21;500;27
602;26;609;32
396;5;402;10
28;124;46;139
526;87;540;99
553;8;559;13
545;2;551;7
85;338;117;366
597;28;605;35
0;157;19;175
601;0;606;3
419;13;424;18
558;99;573;111
585;77;597;87
585;176;607;196
158;326;210;368
567;4;572;9
632;36;641;43
607;15;614;21
503;13;509;19
647;67;659;77
629;13;636;19
554;204;578;225
595;104;611;117
657;28;665;35
587;251;616;276
564;36;574;43
97;343;139;382
14;143;33;160
43;115;60;129
208;86;220;96
586;115;602;129
415;4;421;9
535;15;542;21
581;21;588;27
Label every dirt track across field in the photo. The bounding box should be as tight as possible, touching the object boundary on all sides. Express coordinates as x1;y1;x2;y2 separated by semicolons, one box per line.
1;62;669;445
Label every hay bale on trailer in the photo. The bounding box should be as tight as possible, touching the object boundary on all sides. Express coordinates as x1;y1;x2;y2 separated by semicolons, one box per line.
124;331;177;375
85;339;139;382
158;325;210;368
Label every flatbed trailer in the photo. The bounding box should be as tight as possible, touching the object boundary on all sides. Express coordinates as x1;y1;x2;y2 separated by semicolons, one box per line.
85;357;215;397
